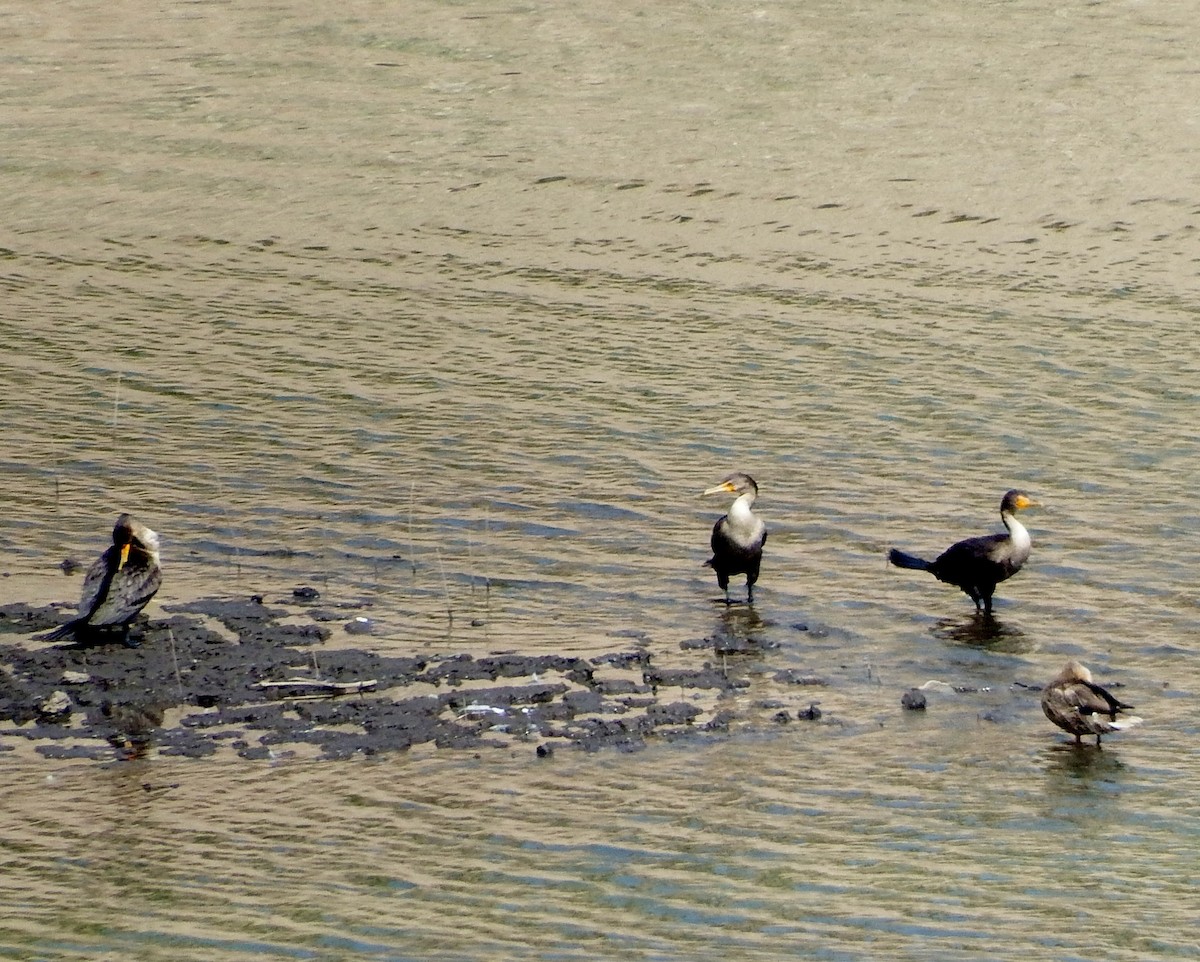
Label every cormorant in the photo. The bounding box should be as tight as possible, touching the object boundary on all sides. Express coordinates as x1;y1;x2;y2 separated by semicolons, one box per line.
40;514;162;644
888;489;1038;614
1041;660;1141;747
703;472;767;603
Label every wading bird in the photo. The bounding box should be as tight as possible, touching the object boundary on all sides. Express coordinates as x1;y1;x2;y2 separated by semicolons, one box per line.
1041;660;1142;747
888;489;1038;614
40;514;162;645
703;472;767;604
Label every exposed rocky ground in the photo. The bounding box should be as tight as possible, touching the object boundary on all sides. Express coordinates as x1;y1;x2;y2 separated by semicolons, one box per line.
0;593;828;762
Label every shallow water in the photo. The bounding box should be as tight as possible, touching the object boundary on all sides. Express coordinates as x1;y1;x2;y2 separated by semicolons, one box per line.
2;0;1200;958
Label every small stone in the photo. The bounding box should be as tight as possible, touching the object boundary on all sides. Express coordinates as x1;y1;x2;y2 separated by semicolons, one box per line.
536;744;554;758
797;703;822;721
292;586;320;600
773;669;828;686
39;691;72;717
61;671;91;685
773;710;792;724
344;617;374;635
902;689;928;711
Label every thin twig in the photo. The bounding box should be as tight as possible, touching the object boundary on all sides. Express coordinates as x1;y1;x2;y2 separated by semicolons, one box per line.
168;627;184;699
408;480;417;575
436;547;453;630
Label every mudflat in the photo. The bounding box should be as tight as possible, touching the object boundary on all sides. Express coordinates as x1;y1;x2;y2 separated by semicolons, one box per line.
0;594;825;762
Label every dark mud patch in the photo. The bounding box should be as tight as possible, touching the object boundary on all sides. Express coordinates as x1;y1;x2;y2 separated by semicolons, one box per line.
0;596;826;762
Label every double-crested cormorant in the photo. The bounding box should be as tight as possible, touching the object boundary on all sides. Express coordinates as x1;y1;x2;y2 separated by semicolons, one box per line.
888;489;1038;614
703;472;767;603
40;514;162;644
1041;660;1142;747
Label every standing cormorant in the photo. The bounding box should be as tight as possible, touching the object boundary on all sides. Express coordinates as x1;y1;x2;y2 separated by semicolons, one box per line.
1041;660;1142;747
888;489;1038;614
40;514;162;644
703;472;767;603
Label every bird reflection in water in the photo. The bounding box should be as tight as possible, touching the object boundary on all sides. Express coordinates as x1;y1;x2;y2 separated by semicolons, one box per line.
1042;741;1130;781
931;611;1031;652
709;602;768;657
98;699;167;761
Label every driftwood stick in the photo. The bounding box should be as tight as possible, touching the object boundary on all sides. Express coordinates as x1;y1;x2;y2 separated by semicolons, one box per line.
254;678;378;695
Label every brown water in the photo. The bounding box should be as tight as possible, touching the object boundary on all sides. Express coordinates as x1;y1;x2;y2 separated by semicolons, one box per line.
3;0;1200;958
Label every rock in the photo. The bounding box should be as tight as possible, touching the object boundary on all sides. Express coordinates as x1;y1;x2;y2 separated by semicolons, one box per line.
772;669;828;686
39;691;71;718
901;689;928;711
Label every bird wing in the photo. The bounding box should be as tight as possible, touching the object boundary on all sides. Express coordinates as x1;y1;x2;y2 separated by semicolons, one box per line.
88;563;163;627
945;533;1008;563
1061;681;1120;717
710;515;729;554
76;548;118;620
1081;680;1133;715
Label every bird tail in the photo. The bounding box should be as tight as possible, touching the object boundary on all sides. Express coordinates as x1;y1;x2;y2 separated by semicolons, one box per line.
702;557;715;569
37;620;82;642
888;548;932;571
1107;716;1144;733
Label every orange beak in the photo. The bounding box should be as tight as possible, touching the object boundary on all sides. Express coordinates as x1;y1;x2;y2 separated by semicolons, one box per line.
118;543;131;571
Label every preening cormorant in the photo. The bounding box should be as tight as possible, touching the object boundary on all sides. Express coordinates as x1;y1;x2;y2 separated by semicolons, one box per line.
40;514;162;644
1041;660;1142;747
888;489;1037;614
703;472;767;604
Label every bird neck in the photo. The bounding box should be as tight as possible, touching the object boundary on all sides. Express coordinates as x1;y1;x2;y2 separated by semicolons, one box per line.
124;536;160;566
725;494;760;540
1002;511;1031;554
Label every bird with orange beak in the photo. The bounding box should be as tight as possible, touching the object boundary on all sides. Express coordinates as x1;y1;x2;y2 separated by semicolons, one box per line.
888;489;1039;614
40;514;162;645
703;472;767;604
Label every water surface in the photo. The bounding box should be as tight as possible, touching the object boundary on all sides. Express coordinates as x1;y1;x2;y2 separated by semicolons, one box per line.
2;0;1199;958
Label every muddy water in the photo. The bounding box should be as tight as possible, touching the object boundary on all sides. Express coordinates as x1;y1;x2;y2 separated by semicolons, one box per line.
2;0;1200;958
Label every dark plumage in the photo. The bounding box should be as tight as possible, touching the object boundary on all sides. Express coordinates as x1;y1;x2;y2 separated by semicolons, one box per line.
1041;660;1142;747
39;514;162;644
703;472;767;603
888;489;1038;614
